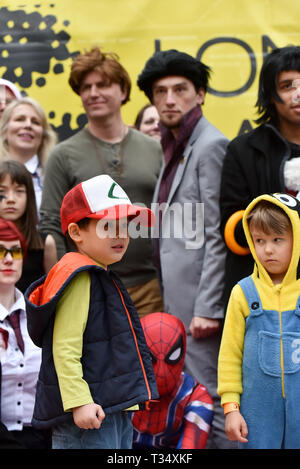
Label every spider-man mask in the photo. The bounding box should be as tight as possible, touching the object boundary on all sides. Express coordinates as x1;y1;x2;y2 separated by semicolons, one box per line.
141;312;186;396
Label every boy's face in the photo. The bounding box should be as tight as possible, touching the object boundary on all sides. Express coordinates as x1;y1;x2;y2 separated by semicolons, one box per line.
250;225;293;284
72;217;130;269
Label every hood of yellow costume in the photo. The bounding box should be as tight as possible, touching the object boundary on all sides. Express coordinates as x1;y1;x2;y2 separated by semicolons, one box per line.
242;193;300;286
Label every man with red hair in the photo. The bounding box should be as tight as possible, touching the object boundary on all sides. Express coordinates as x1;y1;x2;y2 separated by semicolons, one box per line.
40;47;163;318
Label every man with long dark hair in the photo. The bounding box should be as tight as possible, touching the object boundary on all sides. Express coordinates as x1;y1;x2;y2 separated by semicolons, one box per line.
220;45;300;306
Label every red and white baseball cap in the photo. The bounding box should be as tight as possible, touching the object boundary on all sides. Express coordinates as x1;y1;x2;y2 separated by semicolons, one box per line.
60;174;155;234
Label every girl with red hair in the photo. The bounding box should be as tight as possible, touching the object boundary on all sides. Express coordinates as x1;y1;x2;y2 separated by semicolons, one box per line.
0;219;51;448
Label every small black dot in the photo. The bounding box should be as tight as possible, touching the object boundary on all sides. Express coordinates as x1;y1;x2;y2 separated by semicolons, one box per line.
36;77;46;87
54;63;63;74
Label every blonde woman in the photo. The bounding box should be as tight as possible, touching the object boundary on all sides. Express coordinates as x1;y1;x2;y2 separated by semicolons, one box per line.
0;97;57;213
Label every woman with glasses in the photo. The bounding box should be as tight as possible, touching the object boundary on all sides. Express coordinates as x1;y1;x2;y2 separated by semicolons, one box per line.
0;218;51;448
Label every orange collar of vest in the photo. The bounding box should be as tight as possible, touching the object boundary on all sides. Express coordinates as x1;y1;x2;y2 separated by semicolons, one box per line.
29;252;99;306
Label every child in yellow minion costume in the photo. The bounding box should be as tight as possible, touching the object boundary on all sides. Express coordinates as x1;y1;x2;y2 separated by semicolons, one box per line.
218;193;300;449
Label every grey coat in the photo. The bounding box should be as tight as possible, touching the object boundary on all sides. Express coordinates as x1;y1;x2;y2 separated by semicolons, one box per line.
152;116;228;330
152;115;232;448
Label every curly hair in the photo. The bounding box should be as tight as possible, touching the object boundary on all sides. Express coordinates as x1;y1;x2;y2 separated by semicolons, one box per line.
137;49;211;101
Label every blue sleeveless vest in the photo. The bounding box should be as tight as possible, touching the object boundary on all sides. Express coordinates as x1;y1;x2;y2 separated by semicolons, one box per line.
25;263;158;430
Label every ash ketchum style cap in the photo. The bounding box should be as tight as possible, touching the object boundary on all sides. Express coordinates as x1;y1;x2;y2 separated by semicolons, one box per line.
60;174;155;235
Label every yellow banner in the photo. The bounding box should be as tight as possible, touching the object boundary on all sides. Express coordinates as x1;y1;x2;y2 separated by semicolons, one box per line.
1;0;300;140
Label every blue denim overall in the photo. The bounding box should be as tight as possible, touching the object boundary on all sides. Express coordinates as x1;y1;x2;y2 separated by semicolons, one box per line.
238;276;300;449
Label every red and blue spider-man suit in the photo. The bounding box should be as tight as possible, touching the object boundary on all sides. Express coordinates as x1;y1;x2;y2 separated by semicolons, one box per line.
131;312;214;449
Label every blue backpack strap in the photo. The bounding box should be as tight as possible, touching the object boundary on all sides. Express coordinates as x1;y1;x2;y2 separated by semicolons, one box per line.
238;276;262;316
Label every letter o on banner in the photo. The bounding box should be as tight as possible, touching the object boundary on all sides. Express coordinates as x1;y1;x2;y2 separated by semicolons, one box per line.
196;37;257;97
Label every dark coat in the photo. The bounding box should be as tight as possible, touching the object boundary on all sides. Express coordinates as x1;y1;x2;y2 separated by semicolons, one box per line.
220;123;293;306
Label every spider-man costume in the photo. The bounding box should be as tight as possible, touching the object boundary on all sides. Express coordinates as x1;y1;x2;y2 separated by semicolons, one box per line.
131;312;214;449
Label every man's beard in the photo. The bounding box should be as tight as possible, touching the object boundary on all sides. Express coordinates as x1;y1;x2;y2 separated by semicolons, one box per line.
160;115;182;131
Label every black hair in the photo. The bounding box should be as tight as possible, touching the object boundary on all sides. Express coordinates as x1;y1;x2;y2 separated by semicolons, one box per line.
137;49;211;101
0;160;42;249
65;218;91;252
255;45;300;125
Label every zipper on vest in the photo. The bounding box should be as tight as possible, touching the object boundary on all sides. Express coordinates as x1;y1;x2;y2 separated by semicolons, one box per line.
112;279;152;401
277;289;285;399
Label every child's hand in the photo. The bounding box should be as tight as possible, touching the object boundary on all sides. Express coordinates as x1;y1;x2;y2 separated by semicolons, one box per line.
72;403;105;429
225;411;248;443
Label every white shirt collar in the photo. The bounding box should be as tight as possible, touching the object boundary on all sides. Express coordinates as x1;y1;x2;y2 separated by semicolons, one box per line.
0;288;25;321
24;154;39;175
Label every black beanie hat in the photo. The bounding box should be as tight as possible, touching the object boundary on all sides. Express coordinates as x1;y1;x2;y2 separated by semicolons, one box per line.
137;49;211;101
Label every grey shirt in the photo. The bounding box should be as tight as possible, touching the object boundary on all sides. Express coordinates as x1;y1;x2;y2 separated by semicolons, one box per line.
39;126;163;287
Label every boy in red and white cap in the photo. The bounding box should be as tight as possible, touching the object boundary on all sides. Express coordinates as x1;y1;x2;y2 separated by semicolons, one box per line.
25;174;158;449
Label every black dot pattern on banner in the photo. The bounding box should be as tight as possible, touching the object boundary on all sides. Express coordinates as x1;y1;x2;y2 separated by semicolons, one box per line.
0;5;77;87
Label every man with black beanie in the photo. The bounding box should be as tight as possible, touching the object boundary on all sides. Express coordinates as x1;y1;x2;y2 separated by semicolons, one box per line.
138;49;233;449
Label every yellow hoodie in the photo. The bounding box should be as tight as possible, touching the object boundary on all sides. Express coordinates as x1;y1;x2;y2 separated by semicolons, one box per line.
218;193;300;405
